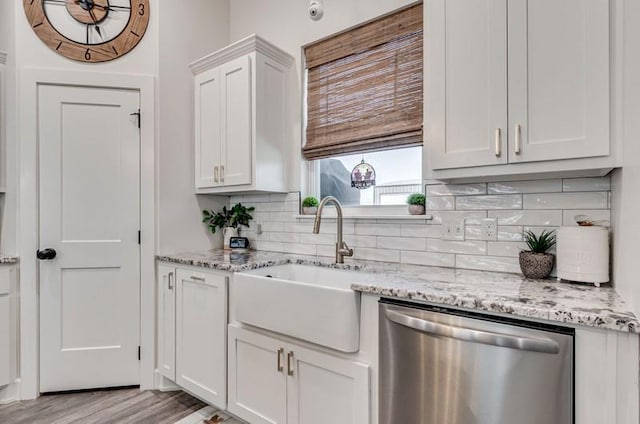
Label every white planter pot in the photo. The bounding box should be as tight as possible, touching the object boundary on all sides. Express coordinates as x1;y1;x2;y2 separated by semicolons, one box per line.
302;206;318;215
408;204;425;215
223;227;239;250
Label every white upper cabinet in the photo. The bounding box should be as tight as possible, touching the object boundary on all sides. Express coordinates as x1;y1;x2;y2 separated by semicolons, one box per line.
0;52;6;192
191;35;294;194
508;0;610;164
195;68;222;189
426;0;616;180
428;0;508;169
219;56;252;187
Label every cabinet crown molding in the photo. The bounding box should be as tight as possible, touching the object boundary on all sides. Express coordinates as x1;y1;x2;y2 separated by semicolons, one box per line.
0;51;7;65
190;34;295;75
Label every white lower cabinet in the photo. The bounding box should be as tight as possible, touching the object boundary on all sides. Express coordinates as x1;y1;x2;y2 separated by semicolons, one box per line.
228;324;370;424
156;264;228;409
228;325;287;424
0;266;12;387
157;265;176;382
287;344;371;424
176;269;227;407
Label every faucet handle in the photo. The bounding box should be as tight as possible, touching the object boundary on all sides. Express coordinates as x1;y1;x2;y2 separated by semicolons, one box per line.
338;241;354;257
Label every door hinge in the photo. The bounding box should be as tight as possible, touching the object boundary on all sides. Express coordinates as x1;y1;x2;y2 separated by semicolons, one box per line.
138;346;141;361
138;230;141;245
130;109;141;129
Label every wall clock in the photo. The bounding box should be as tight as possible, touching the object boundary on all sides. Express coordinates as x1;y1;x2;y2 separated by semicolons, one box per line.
23;0;150;63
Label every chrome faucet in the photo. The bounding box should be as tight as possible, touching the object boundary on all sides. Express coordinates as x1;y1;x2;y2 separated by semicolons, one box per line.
313;196;354;264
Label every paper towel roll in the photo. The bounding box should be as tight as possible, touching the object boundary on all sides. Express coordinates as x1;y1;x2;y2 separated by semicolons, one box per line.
557;226;609;284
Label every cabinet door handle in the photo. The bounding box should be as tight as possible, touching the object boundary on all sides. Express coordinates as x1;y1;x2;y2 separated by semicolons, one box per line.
514;124;522;155
494;128;501;157
214;166;219;183
287;351;294;376
190;275;205;282
277;348;284;372
168;272;174;290
220;165;225;183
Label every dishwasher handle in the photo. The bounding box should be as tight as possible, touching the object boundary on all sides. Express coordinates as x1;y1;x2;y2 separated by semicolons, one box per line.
385;308;560;354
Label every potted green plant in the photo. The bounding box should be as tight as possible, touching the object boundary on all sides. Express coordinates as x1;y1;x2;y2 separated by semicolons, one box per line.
202;203;256;250
302;196;319;215
406;193;426;215
520;229;556;279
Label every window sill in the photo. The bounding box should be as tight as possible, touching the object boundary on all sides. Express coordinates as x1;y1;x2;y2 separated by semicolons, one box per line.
296;214;433;221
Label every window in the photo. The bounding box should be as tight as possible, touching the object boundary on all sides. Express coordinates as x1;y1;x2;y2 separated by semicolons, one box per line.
317;147;422;206
303;2;423;208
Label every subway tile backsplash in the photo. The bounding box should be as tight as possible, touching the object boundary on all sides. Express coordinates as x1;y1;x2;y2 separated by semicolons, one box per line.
231;176;611;274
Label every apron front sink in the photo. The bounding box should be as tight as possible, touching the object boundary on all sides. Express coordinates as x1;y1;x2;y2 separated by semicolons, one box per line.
234;264;363;352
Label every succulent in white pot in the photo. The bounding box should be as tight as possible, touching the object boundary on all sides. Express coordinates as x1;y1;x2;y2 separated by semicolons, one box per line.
302;196;319;215
406;193;426;215
519;230;556;279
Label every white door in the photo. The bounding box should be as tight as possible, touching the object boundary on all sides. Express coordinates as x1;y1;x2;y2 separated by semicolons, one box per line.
287;346;370;424
38;84;141;392
427;0;508;170
157;265;176;382
220;55;252;187
195;68;222;189
175;269;227;408
508;0;610;163
228;325;287;424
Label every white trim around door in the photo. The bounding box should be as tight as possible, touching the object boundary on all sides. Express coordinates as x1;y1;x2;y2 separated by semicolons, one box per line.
18;68;156;399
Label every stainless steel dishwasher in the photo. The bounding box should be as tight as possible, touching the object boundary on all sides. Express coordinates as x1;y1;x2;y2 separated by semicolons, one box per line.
380;299;574;424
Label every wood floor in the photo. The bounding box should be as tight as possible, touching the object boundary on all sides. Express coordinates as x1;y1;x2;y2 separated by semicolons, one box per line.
0;387;219;424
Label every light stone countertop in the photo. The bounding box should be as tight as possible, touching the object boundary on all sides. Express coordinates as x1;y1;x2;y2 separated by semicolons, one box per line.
156;249;639;334
0;255;18;264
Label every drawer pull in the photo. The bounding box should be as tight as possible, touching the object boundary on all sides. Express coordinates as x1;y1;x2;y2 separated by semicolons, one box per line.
514;124;522;155
277;348;284;372
190;275;205;282
287;351;294;376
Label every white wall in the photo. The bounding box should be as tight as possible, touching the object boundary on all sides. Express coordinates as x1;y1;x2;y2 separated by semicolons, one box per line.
229;0;417;192
0;0;16;255
3;0;233;400
3;1;229;254
13;0;160;74
612;0;640;315
157;0;230;253
230;0;416;66
236;177;611;272
4;1;161;256
0;1;14;53
0;0;18;403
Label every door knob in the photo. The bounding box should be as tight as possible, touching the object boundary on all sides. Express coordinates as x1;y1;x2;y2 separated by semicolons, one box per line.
37;248;57;260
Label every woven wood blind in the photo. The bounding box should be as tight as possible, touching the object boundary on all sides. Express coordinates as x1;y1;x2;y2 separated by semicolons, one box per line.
303;3;423;160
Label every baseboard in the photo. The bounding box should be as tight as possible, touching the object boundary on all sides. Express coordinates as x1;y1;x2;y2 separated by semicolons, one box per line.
174;406;246;424
0;378;21;404
154;369;180;392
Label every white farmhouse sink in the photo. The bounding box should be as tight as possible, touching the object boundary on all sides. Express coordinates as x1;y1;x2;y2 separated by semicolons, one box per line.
234;264;363;352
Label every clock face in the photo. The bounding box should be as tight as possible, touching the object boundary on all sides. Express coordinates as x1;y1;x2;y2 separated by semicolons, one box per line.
24;0;150;63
